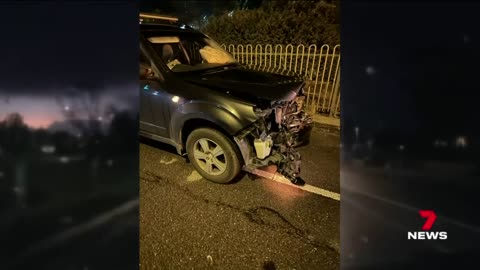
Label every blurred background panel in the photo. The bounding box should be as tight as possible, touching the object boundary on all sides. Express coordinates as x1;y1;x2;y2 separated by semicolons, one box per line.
0;2;139;269
341;1;480;269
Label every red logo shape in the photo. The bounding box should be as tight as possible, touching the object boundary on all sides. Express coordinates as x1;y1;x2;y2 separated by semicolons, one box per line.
419;210;437;230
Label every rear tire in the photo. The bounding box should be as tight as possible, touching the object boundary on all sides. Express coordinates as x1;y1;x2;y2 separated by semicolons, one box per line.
186;128;242;184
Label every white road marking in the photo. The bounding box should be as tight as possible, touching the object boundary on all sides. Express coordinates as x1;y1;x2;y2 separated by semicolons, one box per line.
160;157;177;165
187;170;202;182
265;176;340;201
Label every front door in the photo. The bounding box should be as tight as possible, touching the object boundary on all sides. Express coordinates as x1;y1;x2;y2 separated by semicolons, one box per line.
139;46;170;138
139;79;169;138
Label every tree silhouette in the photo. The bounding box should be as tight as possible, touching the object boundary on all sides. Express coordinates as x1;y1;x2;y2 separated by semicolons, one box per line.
1;113;32;155
0;113;32;208
107;111;138;155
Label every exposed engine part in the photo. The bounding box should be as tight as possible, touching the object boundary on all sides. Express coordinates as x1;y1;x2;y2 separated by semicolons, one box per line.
278;147;301;180
236;89;312;185
268;94;312;182
275;107;283;125
274;95;313;148
254;136;273;159
286;111;312;133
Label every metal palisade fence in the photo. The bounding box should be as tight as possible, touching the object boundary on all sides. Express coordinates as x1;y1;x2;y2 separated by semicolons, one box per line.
221;44;341;118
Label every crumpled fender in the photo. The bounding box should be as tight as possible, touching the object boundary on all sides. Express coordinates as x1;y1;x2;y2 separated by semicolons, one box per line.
169;100;257;145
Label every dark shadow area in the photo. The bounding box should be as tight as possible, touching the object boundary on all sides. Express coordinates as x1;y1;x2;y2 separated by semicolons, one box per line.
341;1;480;268
263;260;277;270
0;110;139;269
139;136;179;156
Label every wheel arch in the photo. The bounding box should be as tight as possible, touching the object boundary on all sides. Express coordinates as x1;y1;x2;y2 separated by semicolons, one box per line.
180;118;232;148
171;103;254;152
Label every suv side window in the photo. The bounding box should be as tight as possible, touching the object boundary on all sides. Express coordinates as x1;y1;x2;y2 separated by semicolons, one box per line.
145;34;235;73
140;49;149;65
140;47;162;81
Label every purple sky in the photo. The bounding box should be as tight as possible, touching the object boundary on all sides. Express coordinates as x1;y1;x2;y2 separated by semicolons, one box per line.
0;85;138;129
0;96;60;128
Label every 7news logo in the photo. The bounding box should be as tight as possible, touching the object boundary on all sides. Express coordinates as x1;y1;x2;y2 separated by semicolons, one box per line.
408;210;448;240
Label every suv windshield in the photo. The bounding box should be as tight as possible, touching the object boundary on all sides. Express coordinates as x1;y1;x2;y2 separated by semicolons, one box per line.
146;33;237;72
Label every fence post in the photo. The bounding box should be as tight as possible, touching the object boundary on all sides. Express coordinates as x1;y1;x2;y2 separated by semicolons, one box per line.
329;71;340;117
222;43;340;119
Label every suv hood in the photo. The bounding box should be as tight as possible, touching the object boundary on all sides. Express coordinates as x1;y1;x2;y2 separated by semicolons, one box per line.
183;65;305;104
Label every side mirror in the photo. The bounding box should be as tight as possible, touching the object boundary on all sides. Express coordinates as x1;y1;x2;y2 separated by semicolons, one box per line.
139;61;155;80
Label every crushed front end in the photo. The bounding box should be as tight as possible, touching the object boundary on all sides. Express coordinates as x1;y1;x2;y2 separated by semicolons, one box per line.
234;84;313;186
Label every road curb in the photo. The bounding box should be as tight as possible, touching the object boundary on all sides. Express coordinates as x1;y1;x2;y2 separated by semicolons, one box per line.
312;119;341;136
312;114;340;128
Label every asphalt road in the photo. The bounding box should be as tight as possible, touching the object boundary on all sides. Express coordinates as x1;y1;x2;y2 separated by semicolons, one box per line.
140;126;340;269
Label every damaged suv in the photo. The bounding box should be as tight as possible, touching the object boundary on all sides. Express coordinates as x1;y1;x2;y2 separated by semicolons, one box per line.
139;14;313;185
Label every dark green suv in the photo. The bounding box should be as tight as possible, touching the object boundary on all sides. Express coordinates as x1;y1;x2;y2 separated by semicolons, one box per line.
139;14;313;185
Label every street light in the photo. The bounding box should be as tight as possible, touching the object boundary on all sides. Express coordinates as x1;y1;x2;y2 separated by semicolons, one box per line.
455;136;467;148
354;126;359;144
365;66;376;75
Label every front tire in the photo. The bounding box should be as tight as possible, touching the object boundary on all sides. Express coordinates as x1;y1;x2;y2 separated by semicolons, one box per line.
186;128;242;184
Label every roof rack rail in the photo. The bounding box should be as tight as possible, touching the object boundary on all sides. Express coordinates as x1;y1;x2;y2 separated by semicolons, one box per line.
139;13;179;24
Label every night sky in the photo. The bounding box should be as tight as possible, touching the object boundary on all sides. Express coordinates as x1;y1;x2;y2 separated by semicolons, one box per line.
342;2;480;137
139;0;242;21
0;2;138;128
